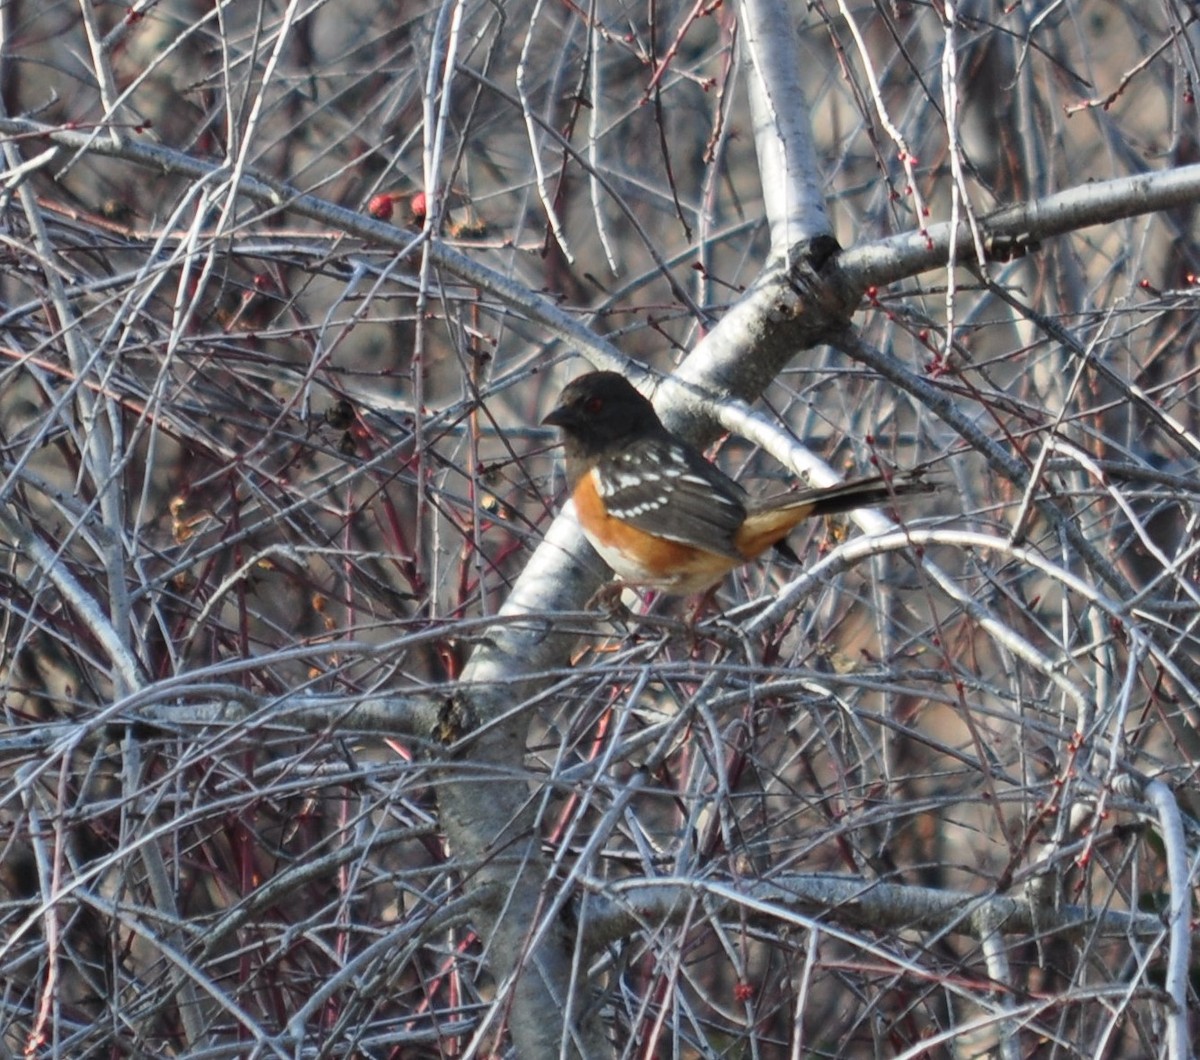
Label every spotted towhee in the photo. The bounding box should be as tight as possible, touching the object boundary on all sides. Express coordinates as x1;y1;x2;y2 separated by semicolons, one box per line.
544;371;931;594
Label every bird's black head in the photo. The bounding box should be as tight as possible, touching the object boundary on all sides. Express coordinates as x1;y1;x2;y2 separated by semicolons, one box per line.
543;371;664;455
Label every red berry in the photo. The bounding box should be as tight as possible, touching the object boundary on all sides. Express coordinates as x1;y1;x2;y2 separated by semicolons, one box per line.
368;193;394;220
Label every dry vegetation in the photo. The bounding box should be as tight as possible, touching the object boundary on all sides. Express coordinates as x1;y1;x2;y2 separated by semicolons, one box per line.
1;1;1199;1057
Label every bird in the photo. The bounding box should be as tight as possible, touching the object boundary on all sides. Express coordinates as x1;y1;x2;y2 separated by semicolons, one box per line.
543;371;931;594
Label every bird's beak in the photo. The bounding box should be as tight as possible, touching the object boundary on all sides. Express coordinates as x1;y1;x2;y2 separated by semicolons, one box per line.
542;404;571;428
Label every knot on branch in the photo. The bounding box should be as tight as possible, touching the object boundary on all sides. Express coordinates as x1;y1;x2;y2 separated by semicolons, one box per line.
777;234;859;342
985;229;1043;262
435;694;472;744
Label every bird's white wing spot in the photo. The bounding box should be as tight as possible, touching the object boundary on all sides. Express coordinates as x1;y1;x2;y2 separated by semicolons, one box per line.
611;496;668;518
597;467;664;495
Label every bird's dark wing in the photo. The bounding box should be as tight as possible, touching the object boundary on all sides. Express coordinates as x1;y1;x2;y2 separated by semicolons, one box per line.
593;435;747;560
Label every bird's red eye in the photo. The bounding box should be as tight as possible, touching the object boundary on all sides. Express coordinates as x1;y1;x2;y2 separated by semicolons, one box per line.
584;396;604;414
